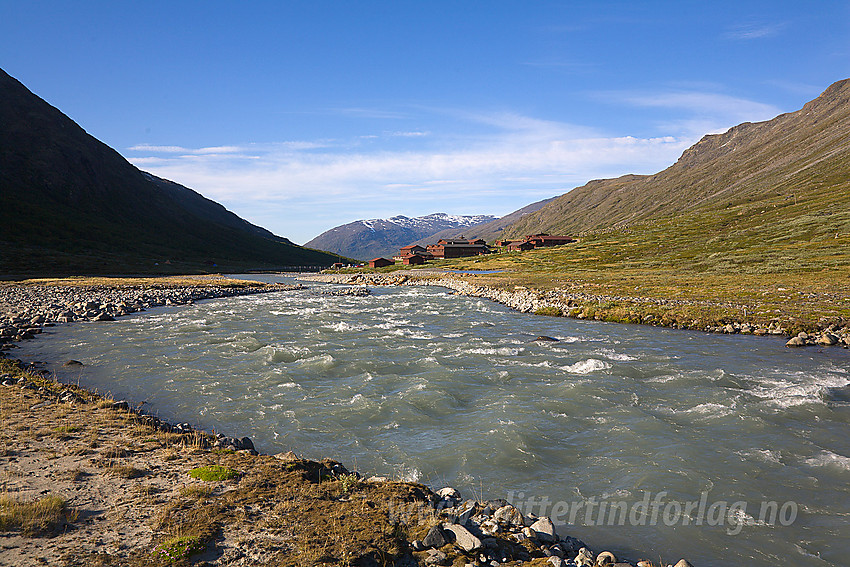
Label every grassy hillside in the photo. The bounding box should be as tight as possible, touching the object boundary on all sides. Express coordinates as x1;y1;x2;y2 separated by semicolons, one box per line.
439;80;850;331
507;79;850;238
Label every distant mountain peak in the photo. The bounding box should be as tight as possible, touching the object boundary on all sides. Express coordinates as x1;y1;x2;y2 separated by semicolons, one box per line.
306;212;497;260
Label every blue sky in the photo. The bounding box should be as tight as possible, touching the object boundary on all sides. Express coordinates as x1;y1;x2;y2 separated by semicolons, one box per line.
2;1;848;243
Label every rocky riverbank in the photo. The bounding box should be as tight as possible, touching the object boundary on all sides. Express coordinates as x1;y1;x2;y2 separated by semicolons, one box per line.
304;272;850;348
0;275;697;566
0;359;693;567
0;277;304;348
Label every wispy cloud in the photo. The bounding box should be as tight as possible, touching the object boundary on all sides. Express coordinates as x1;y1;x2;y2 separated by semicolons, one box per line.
125;110;692;242
604;90;782;136
389;131;429;137
723;22;787;41
128;144;245;155
125;91;778;243
332;107;410;119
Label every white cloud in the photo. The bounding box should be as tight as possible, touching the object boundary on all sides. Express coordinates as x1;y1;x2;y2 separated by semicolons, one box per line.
610;90;783;136
124;92;778;242
128;144;245;154
723;22;787;41
390;131;429;137
126;113;690;243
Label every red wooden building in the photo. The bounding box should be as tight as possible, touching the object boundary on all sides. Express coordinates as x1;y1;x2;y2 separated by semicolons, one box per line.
401;254;426;266
426;238;489;259
525;234;575;247
369;257;394;268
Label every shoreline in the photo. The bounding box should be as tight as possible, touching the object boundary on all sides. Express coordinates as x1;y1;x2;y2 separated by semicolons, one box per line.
0;275;700;566
302;272;850;349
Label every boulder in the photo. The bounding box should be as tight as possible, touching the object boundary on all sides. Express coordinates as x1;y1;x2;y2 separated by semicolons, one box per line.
530;517;558;543
785;336;806;347
673;560;694;567
575;547;595;567
442;523;482;552
560;535;586;552
451;499;478;525
422;525;447;549
478;519;499;536
816;333;838;346
596;551;617;565
424;549;448;566
493;504;525;527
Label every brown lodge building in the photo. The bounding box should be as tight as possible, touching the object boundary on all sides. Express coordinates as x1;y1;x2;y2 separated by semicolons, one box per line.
372;233;575;269
496;233;576;251
426;238;488;258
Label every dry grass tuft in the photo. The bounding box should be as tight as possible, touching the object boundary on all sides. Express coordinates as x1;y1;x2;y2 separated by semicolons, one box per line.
0;494;77;536
106;465;145;479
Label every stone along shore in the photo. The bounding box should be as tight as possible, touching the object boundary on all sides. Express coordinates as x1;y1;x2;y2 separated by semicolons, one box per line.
304;272;850;348
0;279;304;346
0;277;694;566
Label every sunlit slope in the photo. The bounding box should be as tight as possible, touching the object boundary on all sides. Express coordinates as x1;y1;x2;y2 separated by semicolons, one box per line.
506;78;850;251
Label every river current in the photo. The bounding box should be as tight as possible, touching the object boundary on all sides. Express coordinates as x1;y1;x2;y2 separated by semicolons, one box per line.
16;275;850;566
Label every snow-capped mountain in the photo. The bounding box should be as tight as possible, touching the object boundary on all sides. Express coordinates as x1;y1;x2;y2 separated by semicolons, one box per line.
305;213;496;261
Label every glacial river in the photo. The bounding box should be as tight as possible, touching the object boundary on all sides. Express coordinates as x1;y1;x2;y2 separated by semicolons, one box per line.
17;275;850;566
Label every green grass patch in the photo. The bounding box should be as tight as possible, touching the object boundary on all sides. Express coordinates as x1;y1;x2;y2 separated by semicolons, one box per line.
188;465;238;482
154;535;206;564
534;306;562;317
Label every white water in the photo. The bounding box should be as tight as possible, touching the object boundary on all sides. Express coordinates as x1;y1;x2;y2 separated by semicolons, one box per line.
16;275;850;566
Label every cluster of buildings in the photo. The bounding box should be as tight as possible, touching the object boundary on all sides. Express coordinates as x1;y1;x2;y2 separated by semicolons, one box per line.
367;233;575;268
494;233;576;252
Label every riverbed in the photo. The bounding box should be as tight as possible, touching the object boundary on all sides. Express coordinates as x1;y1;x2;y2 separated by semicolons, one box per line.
17;275;850;566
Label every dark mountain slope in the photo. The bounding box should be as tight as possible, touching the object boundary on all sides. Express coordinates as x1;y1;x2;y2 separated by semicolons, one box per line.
506;79;850;237
0;68;336;276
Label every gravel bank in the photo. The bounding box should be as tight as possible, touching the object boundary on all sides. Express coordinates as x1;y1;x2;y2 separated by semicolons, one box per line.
304;272;850;348
0;280;303;347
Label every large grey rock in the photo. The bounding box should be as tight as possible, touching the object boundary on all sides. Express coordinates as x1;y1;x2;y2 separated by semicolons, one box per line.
436;487;461;500
442;523;482;552
561;535;585;552
422;525;447;548
424;549;448;566
493;504;524;527
817;333;839;346
673;560;694;567
595;551;616;565
575;547;595;567
548;557;567;567
449;499;478;525
785;336;806;347
530;516;558;543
